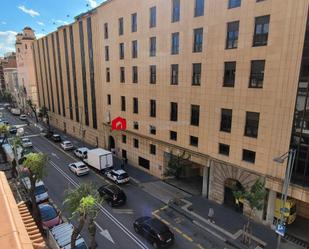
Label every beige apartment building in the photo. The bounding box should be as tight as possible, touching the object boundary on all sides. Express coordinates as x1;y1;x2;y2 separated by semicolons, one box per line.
32;0;309;225
15;27;39;109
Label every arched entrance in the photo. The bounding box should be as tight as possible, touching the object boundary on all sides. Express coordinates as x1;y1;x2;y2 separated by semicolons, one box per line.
224;178;244;213
108;136;115;151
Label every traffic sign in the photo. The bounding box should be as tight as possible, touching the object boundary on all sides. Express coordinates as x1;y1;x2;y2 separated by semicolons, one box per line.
276;223;286;236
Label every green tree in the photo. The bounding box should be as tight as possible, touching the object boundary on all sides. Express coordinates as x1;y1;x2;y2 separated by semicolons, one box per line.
27;99;38;123
23;152;48;232
63;183;102;249
9;136;22;178
233;178;266;246
163;150;191;179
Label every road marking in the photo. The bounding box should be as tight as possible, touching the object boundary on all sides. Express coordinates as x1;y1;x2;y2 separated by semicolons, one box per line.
51;153;60;159
94;221;114;244
21;134;41;138
33;146;149;249
112;208;134;214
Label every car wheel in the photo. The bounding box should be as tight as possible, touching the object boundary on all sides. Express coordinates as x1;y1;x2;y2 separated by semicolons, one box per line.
153;242;159;249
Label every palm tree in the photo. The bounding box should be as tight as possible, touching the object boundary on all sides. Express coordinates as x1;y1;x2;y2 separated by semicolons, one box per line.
63;183;102;249
23;152;48;232
9;136;22;178
27;99;38;123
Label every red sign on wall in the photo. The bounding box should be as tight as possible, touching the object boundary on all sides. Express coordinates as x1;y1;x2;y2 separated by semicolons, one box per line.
111;116;127;131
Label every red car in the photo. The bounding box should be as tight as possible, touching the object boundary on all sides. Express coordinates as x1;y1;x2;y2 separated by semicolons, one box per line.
39;203;61;230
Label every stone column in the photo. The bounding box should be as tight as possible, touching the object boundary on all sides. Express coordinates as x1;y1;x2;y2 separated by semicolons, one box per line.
202;166;209;197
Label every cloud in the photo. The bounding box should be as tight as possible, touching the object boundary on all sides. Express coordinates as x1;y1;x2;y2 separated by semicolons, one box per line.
37;21;44;26
0;31;17;56
18;5;40;17
1;21;7;25
86;0;97;8
36;33;45;39
52;19;68;25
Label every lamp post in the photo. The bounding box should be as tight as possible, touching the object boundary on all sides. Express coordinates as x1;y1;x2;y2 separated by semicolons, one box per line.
273;149;296;249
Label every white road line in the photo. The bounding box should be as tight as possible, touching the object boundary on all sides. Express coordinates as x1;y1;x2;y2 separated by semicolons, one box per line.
33;146;149;249
22;134;41;138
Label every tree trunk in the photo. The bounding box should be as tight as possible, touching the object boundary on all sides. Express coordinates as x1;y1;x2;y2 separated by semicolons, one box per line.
29;173;43;233
11;159;18;178
32;108;38;123
71;215;86;249
88;217;97;249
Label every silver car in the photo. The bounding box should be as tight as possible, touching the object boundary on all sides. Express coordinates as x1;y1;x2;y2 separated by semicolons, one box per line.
68;161;90;176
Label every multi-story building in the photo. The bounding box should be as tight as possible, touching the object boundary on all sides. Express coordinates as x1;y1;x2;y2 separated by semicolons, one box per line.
0;52;17;92
32;0;309;225
15;27;39;109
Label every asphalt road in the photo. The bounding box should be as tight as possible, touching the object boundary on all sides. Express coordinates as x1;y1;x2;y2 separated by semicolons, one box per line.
0;107;228;249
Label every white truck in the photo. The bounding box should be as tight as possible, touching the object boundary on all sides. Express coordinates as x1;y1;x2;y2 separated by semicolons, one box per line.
10;108;21;115
48;222;87;249
2;143;23;162
83;148;113;171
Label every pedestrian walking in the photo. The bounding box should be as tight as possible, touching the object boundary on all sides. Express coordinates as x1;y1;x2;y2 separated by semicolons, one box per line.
208;207;215;223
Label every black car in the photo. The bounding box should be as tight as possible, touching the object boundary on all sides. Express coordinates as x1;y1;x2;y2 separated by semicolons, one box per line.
97;184;126;207
133;217;174;249
9;126;17;134
43;129;54;138
52;134;61;142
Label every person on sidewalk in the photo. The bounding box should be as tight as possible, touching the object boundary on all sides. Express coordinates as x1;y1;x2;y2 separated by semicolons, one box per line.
208;207;215;223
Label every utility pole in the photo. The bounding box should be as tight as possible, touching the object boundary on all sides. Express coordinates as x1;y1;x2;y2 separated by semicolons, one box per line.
273;149;296;249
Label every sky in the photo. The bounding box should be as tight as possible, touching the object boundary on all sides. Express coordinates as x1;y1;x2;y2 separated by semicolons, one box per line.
0;0;105;57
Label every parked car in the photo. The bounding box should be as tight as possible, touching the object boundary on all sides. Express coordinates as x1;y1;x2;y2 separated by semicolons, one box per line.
20;114;27;120
133;217;174;249
21;138;32;148
105;169;130;184
2;119;9;125
52;134;61;142
83;148;113;171
60;140;74;150
68;161;90;176
39;203;62;230
21;177;49;203
97;184;126;207
43;129;54;138
9;125;17;134
74;147;89;159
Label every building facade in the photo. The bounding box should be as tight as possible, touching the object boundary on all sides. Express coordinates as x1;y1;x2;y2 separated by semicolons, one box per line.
33;0;309;223
0;53;17;92
15;27;39;110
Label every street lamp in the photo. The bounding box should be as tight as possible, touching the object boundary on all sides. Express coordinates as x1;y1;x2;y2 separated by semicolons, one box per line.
273;149;296;249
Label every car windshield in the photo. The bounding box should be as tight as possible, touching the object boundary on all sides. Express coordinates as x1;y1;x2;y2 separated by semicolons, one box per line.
23;139;30;143
76;242;88;249
40;206;57;221
77;165;87;169
117;173;129;179
65;142;72;146
35;185;46;195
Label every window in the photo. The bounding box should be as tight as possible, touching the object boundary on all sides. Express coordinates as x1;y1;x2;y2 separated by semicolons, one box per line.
122;134;126;143
132;66;138;83
192;63;201;85
219;143;230;156
18;48;20;53
170;102;178;121
220;109;232;132
131;13;137;32
107;94;111;105
170;131;177;141
133;121;139;130
171;64;178;85
105;46;109;61
190;136;199;147
253;15;270;47
256;0;266;2
191;105;200;126
226;21;239;49
194;0;204;17
249;60;265;88
171;32;179;55
106;68;110;82
138;157;150;170
121;96;126;111
122;149;127;159
133;138;139;148
132;40;138;58
243;149;256;163
133;97;138;113
223;61;236;87
104;23;108;39
245;112;260;138
150;7;156;28
172;0;180;22
25;44;28;49
150;99;156;117
150;144;156;155
120;67;125;83
228;0;241;9
150;125;156;135
150;37;156;57
193;28;203;52
150;65;156;84
119;43;124;59
119;17;124;35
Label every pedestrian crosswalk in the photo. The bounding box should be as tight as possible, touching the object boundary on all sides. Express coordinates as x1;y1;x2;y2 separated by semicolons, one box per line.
112;208;134;215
